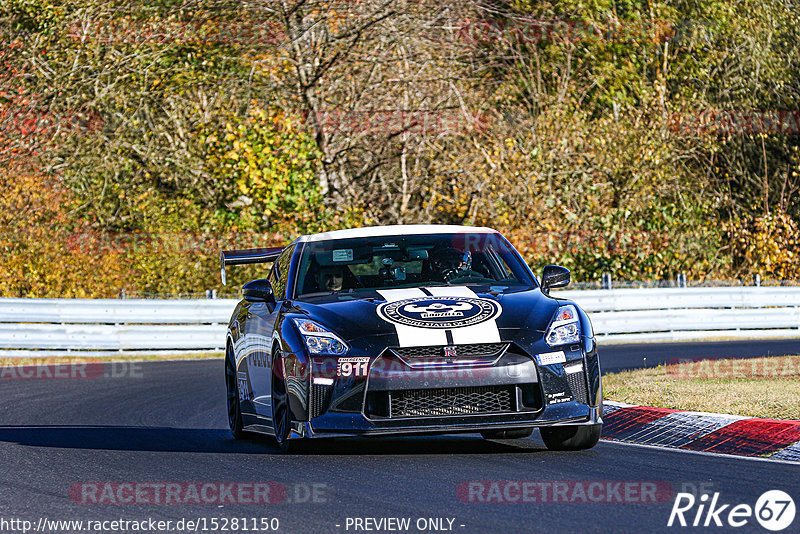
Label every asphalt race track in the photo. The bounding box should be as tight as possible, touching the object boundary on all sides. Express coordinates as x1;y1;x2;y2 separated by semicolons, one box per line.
0;346;798;534
600;338;800;373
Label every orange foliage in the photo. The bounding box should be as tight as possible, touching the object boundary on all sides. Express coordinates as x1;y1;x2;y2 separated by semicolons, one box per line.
728;211;800;280
0;165;131;297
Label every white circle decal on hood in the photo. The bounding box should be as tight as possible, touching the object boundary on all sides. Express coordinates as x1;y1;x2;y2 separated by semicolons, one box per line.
377;296;502;329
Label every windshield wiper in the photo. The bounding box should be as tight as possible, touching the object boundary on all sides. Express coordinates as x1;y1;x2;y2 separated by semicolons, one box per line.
297;291;335;298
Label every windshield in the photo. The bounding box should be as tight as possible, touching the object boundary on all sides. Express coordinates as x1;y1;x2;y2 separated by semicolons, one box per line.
294;233;534;298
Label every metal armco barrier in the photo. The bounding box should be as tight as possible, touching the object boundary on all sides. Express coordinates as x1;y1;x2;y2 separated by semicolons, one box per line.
0;298;238;358
557;286;800;343
0;287;799;357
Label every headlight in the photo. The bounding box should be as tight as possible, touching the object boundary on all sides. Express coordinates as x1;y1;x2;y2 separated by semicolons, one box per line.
545;304;581;347
293;318;349;355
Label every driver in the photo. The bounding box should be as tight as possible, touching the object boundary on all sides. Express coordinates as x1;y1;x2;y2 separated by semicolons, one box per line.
316;265;345;292
430;248;480;282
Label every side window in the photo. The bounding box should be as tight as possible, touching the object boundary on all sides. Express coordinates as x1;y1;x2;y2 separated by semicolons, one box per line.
271;245;294;299
267;263;280;291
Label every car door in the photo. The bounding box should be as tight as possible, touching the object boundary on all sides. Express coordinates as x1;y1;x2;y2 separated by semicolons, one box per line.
246;245;294;418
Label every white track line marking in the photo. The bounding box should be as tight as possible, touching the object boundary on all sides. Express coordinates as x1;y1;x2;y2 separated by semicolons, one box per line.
600;438;800;466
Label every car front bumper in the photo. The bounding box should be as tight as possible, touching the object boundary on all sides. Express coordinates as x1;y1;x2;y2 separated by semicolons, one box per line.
293;340;602;439
289;405;602;439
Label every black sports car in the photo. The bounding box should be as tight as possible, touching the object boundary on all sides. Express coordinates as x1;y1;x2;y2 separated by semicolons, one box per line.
221;225;602;451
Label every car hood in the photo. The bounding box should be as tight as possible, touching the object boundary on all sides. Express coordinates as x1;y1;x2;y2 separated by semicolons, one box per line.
287;286;562;345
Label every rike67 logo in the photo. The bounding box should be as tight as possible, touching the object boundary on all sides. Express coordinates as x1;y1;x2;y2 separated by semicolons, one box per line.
668;490;795;531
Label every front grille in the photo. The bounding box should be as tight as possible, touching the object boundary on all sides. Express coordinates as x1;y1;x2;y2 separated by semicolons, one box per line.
565;368;589;404
391;343;508;360
310;384;332;418
389;386;514;417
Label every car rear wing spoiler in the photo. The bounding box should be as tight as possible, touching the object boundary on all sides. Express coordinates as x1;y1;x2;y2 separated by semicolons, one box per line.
220;247;283;285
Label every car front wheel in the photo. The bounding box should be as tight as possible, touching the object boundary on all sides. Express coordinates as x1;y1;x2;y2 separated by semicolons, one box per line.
271;349;294;452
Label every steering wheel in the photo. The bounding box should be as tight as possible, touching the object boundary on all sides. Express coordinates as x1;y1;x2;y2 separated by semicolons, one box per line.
443;269;487;284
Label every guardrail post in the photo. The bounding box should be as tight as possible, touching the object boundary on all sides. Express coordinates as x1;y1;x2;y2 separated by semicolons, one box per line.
602;272;612;290
677;273;687;288
753;273;761;287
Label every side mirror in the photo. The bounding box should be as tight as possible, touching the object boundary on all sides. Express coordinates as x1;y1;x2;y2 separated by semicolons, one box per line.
243;279;275;302
541;265;570;295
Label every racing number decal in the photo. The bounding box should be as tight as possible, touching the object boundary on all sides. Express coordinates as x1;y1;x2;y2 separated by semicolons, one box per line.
237;373;253;401
337;357;370;378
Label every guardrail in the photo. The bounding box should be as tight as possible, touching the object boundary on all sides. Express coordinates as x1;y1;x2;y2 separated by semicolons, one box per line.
0;298;238;358
557;287;800;343
0;287;799;357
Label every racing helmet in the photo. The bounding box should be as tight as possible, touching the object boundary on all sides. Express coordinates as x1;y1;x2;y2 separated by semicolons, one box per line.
430;248;472;277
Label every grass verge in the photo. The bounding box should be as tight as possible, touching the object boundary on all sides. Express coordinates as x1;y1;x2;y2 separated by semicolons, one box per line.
603;355;800;420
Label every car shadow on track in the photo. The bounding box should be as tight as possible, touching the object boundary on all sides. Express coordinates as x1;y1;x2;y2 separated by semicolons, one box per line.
0;425;554;455
285;435;549;455
0;426;271;454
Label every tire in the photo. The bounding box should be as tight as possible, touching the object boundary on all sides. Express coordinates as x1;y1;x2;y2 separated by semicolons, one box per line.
480;428;533;440
225;346;246;440
540;424;602;451
271;349;295;452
